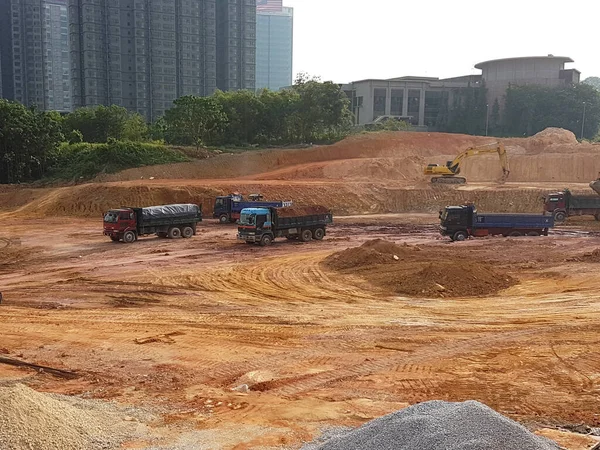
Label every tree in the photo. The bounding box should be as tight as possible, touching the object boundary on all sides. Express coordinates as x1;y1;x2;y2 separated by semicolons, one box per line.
583;77;600;91
163;96;228;148
0;100;63;183
504;83;600;139
213;90;265;145
290;74;353;142
64;105;147;143
257;88;300;143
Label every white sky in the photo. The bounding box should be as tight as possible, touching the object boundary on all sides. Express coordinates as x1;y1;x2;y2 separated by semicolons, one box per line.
284;0;600;83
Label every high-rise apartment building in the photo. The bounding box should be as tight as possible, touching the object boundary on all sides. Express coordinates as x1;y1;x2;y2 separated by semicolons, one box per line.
69;0;220;121
69;0;255;122
216;0;256;92
0;0;72;112
256;4;293;91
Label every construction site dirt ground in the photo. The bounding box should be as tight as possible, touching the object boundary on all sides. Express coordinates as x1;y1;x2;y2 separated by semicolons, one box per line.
3;215;600;449
4;129;600;449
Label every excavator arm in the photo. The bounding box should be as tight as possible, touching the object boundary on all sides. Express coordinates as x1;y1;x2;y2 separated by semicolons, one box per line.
424;142;510;184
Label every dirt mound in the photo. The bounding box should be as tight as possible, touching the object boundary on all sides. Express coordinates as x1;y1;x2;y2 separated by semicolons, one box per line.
531;127;578;146
381;261;515;298
0;246;37;273
324;239;515;298
568;248;600;263
0;384;140;450
325;239;418;270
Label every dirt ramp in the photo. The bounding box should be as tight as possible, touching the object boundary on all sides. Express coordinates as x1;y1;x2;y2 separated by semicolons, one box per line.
324;239;516;298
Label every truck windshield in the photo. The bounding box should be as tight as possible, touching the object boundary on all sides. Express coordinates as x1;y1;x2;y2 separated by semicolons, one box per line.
240;213;255;225
441;210;449;221
104;212;119;223
215;198;224;207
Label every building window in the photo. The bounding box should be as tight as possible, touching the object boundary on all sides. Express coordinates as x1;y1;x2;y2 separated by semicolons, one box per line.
407;90;421;125
391;89;403;116
373;88;386;119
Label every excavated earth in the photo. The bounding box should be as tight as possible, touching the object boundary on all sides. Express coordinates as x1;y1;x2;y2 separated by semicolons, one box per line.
3;129;600;449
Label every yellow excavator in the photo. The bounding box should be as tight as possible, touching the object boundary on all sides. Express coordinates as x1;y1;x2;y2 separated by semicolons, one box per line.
424;142;510;184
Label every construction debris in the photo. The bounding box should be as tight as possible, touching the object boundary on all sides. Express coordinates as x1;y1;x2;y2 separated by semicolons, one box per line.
0;356;78;379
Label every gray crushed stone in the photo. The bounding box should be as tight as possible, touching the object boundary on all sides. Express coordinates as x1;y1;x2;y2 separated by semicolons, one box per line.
305;400;561;450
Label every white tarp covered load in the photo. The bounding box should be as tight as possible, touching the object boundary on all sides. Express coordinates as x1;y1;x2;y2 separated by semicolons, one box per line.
141;204;200;221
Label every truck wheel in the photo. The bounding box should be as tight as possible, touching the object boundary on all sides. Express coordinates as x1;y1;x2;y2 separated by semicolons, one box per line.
300;229;313;242
219;214;229;224
182;227;194;239
509;231;522;237
110;236;120;242
554;211;566;222
526;231;540;237
313;228;325;240
260;235;273;246
168;227;182;239
452;231;467;242
123;231;136;243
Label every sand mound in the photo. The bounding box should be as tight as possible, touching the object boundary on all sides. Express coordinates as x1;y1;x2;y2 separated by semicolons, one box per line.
324;240;515;298
0;384;140;450
309;400;559;450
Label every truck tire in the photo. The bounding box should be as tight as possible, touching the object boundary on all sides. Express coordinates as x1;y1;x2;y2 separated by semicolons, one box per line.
554;211;566;222
509;231;522;237
168;227;182;239
110;236;120;242
300;229;313;242
452;231;468;242
157;232;168;238
219;214;229;224
182;227;194;239
123;231;136;243
526;231;540;237
260;235;273;246
313;228;325;240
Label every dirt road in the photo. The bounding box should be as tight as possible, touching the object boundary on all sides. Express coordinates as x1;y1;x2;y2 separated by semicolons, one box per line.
2;214;600;449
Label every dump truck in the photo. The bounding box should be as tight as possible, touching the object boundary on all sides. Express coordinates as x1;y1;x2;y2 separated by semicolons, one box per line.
103;204;202;243
440;204;554;241
544;189;600;222
213;193;292;223
237;205;333;246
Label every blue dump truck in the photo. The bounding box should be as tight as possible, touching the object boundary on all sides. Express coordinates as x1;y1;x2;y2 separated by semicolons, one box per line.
440;204;554;241
103;204;202;243
237;205;333;246
213;193;292;224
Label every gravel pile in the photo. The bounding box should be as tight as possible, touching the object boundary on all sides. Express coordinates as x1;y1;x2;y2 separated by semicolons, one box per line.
0;383;147;450
307;400;560;450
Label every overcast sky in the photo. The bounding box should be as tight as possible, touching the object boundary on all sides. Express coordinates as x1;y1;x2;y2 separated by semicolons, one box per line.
284;0;599;83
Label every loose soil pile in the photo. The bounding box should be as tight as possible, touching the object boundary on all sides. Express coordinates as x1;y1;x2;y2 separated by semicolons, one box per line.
309;400;559;450
0;384;141;450
324;239;515;298
568;248;600;263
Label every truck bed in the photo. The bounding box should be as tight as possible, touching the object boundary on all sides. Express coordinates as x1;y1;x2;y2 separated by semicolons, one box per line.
569;196;600;209
274;206;333;229
477;213;553;229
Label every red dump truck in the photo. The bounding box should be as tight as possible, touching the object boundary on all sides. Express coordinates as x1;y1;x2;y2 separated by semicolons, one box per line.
544;189;600;222
103;204;202;243
237;205;333;246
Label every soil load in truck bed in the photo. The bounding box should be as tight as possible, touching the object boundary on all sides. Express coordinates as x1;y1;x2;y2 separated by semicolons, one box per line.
275;205;331;218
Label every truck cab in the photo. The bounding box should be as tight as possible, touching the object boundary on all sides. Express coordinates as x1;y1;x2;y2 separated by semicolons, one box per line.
544;192;567;221
439;205;475;241
238;207;272;245
213;194;242;222
103;208;137;242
